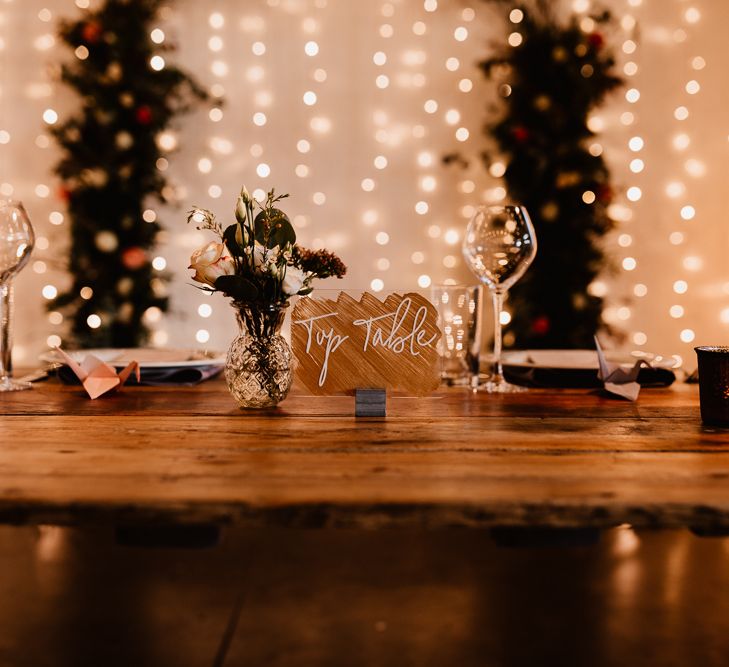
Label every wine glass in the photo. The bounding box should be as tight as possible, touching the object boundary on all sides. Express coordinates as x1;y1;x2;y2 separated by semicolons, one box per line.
462;205;537;393
0;200;34;391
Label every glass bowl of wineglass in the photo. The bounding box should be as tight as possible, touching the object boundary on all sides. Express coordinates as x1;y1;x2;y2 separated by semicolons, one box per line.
0;200;35;391
462;204;537;393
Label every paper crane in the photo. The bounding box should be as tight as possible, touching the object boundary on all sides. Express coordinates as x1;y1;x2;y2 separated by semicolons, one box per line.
54;347;140;399
594;336;651;401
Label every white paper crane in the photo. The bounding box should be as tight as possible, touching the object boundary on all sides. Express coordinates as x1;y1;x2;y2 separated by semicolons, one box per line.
594;336;651;401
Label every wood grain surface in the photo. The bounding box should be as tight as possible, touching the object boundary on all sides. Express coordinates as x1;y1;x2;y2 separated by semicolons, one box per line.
1;376;728;528
291;291;441;395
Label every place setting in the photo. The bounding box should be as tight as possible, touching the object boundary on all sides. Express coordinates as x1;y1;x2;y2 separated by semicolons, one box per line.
0;186;699;413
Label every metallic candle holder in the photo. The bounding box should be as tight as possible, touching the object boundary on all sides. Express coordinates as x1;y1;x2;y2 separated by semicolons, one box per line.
694;346;729;426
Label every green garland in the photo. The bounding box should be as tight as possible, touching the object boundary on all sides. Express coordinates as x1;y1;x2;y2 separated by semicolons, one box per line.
49;0;208;347
449;0;623;348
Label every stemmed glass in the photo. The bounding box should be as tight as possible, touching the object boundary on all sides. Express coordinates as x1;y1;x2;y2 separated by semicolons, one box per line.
0;201;35;391
462;205;537;393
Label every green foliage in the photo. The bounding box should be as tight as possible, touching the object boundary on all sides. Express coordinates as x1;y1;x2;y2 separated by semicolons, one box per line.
222;224;245;258
254;210;296;250
49;0;208;347
213;275;259;302
449;0;623;348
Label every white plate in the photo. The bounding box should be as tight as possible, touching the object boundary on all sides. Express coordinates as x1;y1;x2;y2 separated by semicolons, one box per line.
40;348;226;369
502;349;676;371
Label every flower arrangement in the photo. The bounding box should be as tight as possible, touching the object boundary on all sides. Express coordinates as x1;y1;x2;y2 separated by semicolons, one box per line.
187;187;347;408
187;187;346;305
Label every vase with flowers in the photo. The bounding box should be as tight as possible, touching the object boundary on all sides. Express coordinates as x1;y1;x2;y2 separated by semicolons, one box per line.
187;187;346;408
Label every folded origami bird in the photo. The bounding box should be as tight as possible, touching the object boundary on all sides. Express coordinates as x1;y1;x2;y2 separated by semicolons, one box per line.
594;336;651;401
54;347;140;399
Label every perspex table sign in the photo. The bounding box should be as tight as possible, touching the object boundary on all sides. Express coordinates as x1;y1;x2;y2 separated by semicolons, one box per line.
291;291;442;416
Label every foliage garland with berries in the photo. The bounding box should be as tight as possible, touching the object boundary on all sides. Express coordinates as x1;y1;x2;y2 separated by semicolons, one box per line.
449;0;623;348
49;0;208;347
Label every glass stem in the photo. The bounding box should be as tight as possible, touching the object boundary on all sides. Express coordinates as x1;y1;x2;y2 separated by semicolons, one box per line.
468;286;483;392
491;289;505;383
0;282;12;382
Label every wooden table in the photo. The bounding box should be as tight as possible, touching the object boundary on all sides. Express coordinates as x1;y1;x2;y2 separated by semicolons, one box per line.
1;377;728;530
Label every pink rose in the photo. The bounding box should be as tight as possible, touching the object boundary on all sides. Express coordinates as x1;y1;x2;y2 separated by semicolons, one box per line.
189;241;235;287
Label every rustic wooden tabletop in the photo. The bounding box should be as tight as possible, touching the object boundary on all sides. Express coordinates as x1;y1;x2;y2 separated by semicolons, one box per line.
1;376;728;529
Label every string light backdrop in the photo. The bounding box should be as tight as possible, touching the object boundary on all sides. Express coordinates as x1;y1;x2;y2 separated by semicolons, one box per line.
1;0;727;368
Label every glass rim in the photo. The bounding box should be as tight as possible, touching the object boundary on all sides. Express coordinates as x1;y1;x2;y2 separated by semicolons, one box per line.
0;199;27;208
473;203;526;211
430;282;482;290
695;346;729;354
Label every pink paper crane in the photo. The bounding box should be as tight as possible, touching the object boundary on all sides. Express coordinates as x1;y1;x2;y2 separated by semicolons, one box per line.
54;347;140;399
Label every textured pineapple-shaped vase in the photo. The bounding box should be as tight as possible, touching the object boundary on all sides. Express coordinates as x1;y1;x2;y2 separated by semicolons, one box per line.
224;303;293;408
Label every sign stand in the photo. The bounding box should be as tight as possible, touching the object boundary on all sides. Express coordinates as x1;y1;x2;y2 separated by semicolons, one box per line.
355;388;387;417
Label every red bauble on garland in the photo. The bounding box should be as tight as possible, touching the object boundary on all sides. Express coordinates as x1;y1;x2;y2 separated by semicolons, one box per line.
135;105;153;125
121;247;147;270
597;184;613;204
58;185;73;203
588;32;604;49
531;316;550;336
82;21;103;44
512;125;530;142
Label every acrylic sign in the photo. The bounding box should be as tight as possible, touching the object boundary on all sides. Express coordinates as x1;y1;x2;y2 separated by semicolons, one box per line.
291;291;442;395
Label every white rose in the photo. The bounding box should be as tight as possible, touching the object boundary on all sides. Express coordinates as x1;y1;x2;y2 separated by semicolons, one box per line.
189;241;235;287
282;265;306;296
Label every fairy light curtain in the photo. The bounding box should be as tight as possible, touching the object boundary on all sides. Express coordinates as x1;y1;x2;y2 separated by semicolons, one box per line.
0;0;726;367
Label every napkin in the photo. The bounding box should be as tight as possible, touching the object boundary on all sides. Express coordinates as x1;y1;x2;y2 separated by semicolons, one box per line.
595;336;651;401
57;363;223;387
501;349;675;389
105;364;222;386
55;347;139;399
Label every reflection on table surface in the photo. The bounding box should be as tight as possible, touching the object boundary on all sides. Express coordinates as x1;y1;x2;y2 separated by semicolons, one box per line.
3;524;729;667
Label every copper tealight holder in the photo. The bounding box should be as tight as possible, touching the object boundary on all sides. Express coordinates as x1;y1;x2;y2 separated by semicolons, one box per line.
695;346;729;426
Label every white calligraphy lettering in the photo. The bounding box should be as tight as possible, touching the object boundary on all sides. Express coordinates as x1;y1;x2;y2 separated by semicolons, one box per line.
353;298;437;356
293;312;349;386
